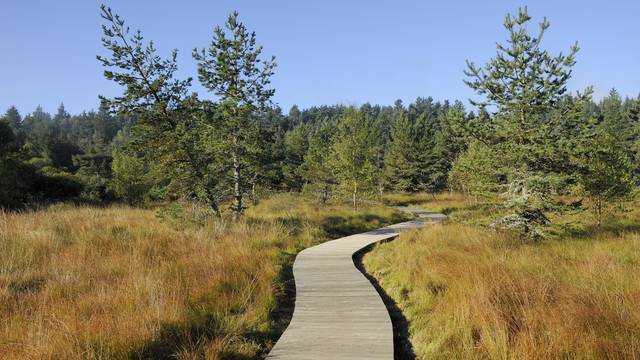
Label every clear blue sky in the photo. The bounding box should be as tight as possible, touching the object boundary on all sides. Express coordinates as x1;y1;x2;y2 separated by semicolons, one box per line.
1;0;639;116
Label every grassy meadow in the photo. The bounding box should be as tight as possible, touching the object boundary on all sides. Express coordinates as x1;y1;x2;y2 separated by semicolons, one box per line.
0;193;409;359
365;193;640;359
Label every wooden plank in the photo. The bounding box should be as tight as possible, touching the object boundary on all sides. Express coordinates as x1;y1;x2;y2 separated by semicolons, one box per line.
267;208;445;359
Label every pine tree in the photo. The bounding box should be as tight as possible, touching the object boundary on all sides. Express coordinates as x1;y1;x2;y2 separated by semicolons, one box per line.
282;123;309;191
193;11;276;220
97;5;222;216
287;105;302;130
3;106;22;137
372;101;399;196
0;120;17;159
578;131;635;226
0;120;26;209
464;7;578;145
533;90;596;193
383;111;415;192
627;97;640;177
438;101;468;165
53;103;70;123
23;106;53;157
600;89;637;158
330;107;378;209
448;141;501;202
301;120;336;203
463;7;580;237
413;110;443;193
110;150;153;204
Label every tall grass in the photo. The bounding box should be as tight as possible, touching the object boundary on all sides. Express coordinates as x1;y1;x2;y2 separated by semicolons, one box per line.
0;193;408;359
382;192;496;224
364;212;640;359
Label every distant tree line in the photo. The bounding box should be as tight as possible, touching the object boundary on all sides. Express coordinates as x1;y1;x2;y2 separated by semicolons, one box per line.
0;103;130;208
1;6;638;230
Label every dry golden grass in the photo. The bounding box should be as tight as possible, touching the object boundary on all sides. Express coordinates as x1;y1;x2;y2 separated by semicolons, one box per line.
383;192;471;212
0;193;408;359
383;192;499;225
364;195;640;359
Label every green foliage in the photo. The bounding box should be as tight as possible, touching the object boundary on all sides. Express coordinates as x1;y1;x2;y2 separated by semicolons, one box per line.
384;110;415;192
462;7;582;237
193;11;276;219
0;121;28;209
47;140;83;171
437;101;468;164
98;5;223;215
330;107;378;208
36;167;84;200
22;106;53;157
413;109;447;194
2;106;24;143
0;120;18;157
110;151;153;204
301;120;336;203
0;160;36;209
0;121;81;208
464;6;578;131
577;132;635;225
282;123;309;191
97;7;192;115
382;99;455;194
1;3;638;235
599;89;640;175
448;141;501;201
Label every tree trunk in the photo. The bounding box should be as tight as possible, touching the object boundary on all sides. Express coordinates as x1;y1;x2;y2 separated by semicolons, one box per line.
205;187;221;218
210;198;221;218
352;183;358;210
251;173;258;205
232;151;243;221
519;107;526;144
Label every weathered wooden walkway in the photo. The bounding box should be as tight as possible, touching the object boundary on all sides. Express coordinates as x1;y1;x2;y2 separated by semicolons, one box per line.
267;208;445;360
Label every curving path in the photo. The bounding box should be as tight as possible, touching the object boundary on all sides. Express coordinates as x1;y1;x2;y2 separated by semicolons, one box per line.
266;208;446;360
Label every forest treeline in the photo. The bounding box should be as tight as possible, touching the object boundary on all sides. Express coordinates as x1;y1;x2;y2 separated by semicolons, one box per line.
1;6;639;236
0;96;459;207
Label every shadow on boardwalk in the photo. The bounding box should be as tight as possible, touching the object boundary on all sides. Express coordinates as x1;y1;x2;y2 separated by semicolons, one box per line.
263;252;297;358
354;242;417;360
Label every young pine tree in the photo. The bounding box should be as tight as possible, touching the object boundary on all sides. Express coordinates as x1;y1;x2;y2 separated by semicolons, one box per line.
463;7;580;238
578;132;635;226
283;123;309;191
98;5;222;215
330;107;378;209
464;7;579;146
301;120;336;203
384;111;416;192
110;150;153;205
193;11;276;220
3;106;23;143
413;111;445;194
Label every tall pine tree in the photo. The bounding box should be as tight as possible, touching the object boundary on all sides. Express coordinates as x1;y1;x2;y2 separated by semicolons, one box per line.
193;11;276;220
463;7;580;238
330;107;378;209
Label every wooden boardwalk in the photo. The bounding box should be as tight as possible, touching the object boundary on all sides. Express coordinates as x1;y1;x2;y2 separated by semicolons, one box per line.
266;208;445;360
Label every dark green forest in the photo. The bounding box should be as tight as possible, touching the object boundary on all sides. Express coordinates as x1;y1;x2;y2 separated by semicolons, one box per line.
2;6;639;235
